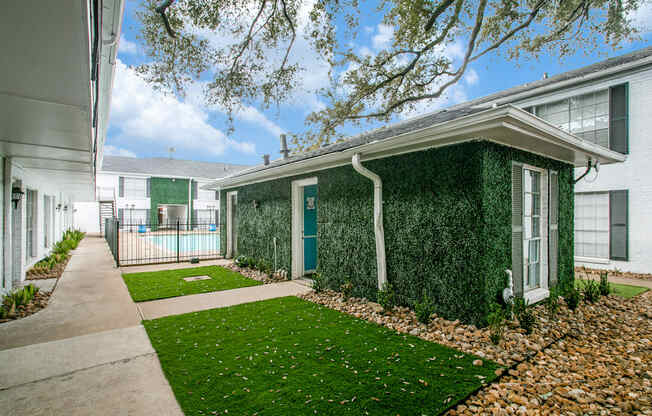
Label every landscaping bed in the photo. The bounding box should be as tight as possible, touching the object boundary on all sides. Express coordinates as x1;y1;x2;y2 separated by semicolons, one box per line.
0;284;51;324
26;229;84;280
576;265;652;282
446;290;652;415
122;265;264;302
144;296;499;416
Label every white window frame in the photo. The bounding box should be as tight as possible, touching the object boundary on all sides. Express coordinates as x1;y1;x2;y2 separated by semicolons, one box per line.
123;177;148;200
521;164;549;304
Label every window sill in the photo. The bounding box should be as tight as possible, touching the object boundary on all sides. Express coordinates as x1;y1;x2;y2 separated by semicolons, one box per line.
524;288;549;305
575;256;610;265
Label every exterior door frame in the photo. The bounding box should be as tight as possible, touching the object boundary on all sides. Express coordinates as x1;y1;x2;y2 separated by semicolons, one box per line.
291;177;317;279
226;191;237;258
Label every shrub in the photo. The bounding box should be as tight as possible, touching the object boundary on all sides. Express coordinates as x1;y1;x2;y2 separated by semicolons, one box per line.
512;297;535;334
311;273;325;293
340;281;354;301
582;279;601;303
414;292;435;324
234;255;251;268
487;303;506;345
546;286;560;318
563;283;581;311
377;282;396;311
599;272;611;296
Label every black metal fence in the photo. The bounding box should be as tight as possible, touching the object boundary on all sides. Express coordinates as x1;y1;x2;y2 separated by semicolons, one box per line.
104;218;221;266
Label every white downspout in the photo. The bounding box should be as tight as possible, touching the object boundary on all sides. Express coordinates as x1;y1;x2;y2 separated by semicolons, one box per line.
352;154;387;289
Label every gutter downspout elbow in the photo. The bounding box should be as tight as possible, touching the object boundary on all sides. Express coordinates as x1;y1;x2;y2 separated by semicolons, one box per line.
352;153;387;289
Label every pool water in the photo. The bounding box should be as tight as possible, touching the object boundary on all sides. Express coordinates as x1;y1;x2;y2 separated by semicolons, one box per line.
147;234;220;253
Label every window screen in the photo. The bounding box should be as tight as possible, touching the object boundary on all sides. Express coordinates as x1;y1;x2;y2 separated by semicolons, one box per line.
574;193;609;259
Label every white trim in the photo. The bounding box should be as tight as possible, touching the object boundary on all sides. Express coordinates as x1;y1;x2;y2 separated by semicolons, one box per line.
524;288;550;305
207;106;625;191
575;256;611;265
291;177;317;279
521;164;549;295
226;191;237;258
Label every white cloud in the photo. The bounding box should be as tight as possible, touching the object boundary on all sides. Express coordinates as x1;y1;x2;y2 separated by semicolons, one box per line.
104;145;137;158
109;59;256;156
372;24;394;50
464;68;479;86
630;0;652;33
118;37;139;55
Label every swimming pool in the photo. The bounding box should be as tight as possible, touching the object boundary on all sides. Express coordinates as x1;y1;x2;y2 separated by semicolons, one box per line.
147;234;220;254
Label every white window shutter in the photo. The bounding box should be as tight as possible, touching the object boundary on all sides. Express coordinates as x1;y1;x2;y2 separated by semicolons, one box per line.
512;163;524;297
548;171;559;287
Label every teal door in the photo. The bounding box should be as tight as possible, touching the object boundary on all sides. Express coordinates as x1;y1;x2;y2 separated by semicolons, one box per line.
303;184;318;272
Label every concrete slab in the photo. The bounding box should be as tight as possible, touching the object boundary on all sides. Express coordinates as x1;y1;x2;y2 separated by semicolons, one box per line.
0;353;183;416
139;281;313;320
121;258;231;274
0;326;154;389
0;237;142;351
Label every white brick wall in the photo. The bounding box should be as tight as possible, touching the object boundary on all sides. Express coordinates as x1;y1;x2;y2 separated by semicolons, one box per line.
515;66;652;273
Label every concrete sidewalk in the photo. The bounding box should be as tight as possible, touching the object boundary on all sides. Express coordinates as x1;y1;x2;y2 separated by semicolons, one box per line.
139;280;313;320
0;236;183;416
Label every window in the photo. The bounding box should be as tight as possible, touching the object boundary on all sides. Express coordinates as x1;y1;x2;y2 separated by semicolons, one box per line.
44;195;52;247
26;189;36;259
523;169;542;291
533;90;609;147
197;188;217;201
574;190;628;261
123;178;147;199
529;84;628;153
574;193;609;259
195;209;218;224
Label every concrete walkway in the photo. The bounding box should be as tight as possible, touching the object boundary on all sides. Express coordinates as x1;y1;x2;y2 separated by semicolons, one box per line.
139;280;313;320
581;274;652;290
0;236;183;415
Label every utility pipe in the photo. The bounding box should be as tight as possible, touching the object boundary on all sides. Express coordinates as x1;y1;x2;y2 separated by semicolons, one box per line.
351;154;387;289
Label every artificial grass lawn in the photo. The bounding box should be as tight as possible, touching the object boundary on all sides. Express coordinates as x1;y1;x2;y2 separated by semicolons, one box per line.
143;296;500;416
122;266;262;302
576;279;649;299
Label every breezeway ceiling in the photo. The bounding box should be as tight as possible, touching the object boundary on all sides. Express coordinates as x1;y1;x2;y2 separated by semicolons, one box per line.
0;0;123;200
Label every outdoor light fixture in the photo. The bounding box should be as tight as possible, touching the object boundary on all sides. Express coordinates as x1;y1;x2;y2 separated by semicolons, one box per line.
63;205;69;212
11;187;24;208
56;203;62;211
252;200;259;209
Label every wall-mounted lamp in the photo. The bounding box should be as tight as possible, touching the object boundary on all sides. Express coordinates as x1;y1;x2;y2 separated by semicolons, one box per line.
11;187;24;209
63;205;69;212
56;203;62;211
252;200;259;209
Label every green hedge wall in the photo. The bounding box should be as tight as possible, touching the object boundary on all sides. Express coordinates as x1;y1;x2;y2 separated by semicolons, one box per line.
149;177;192;224
221;141;574;326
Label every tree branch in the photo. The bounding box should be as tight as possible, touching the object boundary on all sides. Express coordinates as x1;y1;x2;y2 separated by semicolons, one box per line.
155;0;177;38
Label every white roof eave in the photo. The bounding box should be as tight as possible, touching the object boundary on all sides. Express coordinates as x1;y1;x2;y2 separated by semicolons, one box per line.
206;105;625;190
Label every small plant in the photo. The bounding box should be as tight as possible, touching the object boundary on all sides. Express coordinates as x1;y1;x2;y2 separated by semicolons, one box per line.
582;279;601;303
377;282;396;311
487;303;506;345
512;297;535;334
340;281;354;301
311;273;325;293
546;286;560;318
599;272;611;296
563;282;581;311
414;291;435;324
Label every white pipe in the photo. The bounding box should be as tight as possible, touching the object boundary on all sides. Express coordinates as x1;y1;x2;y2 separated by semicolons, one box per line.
351;154;387;289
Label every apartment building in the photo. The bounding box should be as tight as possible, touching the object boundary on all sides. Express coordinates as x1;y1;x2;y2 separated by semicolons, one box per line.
464;47;652;274
82;156;248;233
1;0;123;292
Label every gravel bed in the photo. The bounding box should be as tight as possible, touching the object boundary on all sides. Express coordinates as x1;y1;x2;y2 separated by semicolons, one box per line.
221;263;288;285
0;291;53;324
576;266;652;282
299;289;652;414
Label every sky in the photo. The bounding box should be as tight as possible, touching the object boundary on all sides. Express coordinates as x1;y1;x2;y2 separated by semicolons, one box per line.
106;0;652;166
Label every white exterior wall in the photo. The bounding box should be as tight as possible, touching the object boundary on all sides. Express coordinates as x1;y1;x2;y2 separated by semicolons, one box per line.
73;202;101;234
2;158;77;292
513;66;652;273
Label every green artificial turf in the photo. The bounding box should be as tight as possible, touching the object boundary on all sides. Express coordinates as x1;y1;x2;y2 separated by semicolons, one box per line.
143;296;500;416
575;279;649;299
122;266;262;302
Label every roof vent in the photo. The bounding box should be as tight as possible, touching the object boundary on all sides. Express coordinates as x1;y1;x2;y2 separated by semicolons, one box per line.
263;154;270;165
280;134;290;159
542;72;549;79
